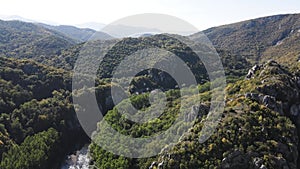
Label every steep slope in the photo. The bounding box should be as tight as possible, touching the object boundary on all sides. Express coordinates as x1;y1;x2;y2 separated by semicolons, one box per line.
191;14;300;65
0;57;90;168
261;29;300;67
89;60;300;169
86;14;300;169
1;13;300;169
45;13;300;78
51;34;249;81
0;20;76;60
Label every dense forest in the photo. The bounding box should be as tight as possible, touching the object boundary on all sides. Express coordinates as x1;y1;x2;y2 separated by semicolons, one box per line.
0;13;300;169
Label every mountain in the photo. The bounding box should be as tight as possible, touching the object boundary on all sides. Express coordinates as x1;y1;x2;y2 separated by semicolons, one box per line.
85;13;300;169
0;56;89;169
101;24;162;38
38;23;113;42
75;22;106;31
89;60;300;169
0;13;300;169
0;16;112;42
49;14;300;78
0;19;76;61
0;15;36;23
0;15;60;25
142;60;300;169
192;13;300;67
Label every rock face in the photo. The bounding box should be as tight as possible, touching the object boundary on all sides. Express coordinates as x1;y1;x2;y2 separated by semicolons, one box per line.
148;161;164;169
291;104;300;116
127;69;178;94
245;60;300;117
246;65;261;79
148;162;157;169
244;61;300;168
262;95;284;115
158;161;164;169
146;61;300;169
245;93;284;115
184;104;208;122
221;150;250;169
252;157;263;169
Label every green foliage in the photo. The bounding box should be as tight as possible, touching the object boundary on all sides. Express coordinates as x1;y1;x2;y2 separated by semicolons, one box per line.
90;59;300;169
201;14;300;66
1;14;300;169
8;91;73;143
0;57;71;99
0;20;75;61
152;98;297;169
0;57;87;167
0;78;31;114
0;128;60;169
89;143;131;169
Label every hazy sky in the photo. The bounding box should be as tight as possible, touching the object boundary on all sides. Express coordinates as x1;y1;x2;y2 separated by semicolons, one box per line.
1;0;300;30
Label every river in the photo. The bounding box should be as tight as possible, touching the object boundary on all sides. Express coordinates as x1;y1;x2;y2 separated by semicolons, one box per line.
60;145;90;169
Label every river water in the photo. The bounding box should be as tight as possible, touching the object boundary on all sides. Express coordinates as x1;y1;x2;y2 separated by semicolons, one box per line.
61;145;90;169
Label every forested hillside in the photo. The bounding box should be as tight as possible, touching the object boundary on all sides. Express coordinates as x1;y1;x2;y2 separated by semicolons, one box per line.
0;57;90;168
0;20;76;60
196;14;300;66
0;13;300;169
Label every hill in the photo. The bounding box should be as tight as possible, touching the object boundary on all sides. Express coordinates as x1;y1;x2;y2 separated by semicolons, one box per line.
191;14;300;67
0;20;77;61
0;13;300;169
86;13;300;169
0;56;91;168
38;23;113;42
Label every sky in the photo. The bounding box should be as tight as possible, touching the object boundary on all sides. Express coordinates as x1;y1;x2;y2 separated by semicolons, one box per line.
1;0;300;30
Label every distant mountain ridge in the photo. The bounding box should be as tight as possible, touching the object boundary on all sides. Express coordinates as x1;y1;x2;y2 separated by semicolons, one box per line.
0;19;76;60
192;13;300;67
37;23;113;42
1;13;300;72
0;13;300;169
75;22;106;31
0;15;37;23
0;19;115;66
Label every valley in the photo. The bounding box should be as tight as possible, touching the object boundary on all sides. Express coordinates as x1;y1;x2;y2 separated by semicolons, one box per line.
0;13;299;169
